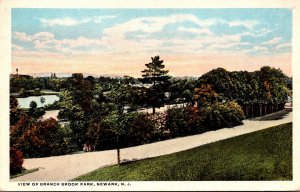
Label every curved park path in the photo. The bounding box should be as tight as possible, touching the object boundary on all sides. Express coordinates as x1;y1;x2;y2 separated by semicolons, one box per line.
11;111;292;181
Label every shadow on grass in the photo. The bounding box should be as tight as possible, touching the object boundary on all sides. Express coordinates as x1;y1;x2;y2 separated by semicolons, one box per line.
10;168;39;179
120;158;140;165
251;108;292;121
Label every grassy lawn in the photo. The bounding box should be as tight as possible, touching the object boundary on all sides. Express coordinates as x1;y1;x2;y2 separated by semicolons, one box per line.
10;168;39;179
74;122;292;181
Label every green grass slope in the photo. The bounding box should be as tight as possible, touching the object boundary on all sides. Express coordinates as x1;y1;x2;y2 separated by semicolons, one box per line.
75;123;292;181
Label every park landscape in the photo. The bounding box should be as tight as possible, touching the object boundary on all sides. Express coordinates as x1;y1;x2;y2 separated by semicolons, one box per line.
9;8;293;181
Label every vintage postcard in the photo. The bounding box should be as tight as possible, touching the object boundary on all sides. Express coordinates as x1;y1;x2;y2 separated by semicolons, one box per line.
0;0;300;191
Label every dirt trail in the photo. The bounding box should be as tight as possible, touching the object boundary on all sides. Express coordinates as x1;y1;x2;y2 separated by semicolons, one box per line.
11;111;292;181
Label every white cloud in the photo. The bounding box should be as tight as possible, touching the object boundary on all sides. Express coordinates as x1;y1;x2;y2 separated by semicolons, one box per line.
241;28;272;37
253;46;268;51
257;28;273;37
61;37;104;48
34;39;59;49
13;14;281;57
14;31;55;42
244;45;268;53
93;15;118;23
33;32;55;41
12;44;25;51
228;20;259;29
40;17;79;26
262;37;282;45
39;15;118;27
178;26;212;35
102;14;219;39
207;42;252;50
99;14;229;53
98;14;263;54
14;32;32;42
276;43;291;49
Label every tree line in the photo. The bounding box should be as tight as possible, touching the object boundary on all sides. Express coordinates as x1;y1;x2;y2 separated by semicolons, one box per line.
10;55;291;175
198;67;291;118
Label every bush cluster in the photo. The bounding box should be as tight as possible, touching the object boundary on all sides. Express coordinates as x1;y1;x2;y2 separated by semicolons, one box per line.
10;147;24;175
86;101;244;151
86;112;169;150
199;101;245;130
165;101;245;137
11;117;76;158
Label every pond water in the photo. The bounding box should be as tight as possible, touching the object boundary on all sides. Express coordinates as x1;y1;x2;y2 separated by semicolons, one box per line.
17;95;59;109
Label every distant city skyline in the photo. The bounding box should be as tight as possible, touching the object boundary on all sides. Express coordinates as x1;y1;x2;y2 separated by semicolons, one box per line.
12;9;292;77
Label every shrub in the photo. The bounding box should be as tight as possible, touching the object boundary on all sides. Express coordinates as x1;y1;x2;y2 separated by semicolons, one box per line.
166;106;205;137
220;101;245;127
148;112;170;139
86;115;118;150
87;102;244;151
166;107;190;137
14;118;72;158
166;101;245;137
122;112;159;146
10;147;24;175
200;101;245;130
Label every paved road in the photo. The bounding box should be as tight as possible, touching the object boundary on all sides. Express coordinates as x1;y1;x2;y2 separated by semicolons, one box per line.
11;111;292;181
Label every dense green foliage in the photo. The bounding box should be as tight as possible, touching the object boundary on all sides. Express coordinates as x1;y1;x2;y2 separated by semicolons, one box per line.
86;112;168;150
28;101;45;118
75;123;292;181
165;101;244;137
168;77;197;105
198;67;290;118
9;56;291;162
10;75;67;95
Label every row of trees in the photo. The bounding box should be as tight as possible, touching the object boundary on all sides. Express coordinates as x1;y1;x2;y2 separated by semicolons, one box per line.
56;56;246;151
197;67;290;118
10;75;65;94
10;55;291;174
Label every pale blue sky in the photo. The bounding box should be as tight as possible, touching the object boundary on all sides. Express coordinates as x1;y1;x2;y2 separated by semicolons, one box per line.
11;9;292;77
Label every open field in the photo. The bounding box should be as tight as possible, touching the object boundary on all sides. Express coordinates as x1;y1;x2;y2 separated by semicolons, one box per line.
75;122;292;181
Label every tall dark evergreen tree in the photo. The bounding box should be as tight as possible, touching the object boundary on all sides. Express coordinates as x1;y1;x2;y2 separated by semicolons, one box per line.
140;56;170;114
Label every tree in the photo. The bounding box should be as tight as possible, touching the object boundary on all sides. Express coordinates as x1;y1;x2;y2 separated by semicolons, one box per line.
40;97;46;104
29;101;38;116
13;118;72;158
194;84;219;107
169;77;197;105
28;100;45;119
140;56;170;114
198;68;235;101
198;67;289;118
10;96;20;125
10;147;23;174
29;101;37;109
